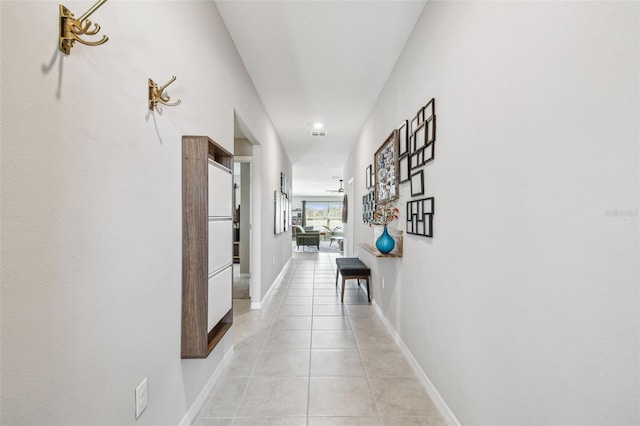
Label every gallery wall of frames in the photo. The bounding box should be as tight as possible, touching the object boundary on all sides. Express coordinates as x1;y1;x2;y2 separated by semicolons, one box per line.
363;98;436;237
275;172;291;234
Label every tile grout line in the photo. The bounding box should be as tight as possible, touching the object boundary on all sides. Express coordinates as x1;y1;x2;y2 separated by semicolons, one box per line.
347;276;385;424
305;256;318;426
230;261;297;421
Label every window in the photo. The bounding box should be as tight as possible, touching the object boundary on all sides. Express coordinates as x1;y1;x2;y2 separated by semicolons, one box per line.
303;201;342;230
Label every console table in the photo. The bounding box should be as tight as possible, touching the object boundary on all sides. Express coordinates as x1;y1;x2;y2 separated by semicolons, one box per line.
358;229;403;257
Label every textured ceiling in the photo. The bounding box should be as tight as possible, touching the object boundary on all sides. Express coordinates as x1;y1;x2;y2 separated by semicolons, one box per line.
217;0;426;196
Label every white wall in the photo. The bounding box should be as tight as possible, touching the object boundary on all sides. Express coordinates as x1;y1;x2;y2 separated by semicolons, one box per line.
0;1;291;424
345;1;639;425
255;132;293;300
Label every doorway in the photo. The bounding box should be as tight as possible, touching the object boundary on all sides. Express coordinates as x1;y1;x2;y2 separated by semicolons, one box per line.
232;158;251;298
233;138;253;300
346;177;354;256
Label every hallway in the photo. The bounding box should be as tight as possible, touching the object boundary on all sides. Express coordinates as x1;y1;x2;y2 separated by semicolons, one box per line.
194;252;445;425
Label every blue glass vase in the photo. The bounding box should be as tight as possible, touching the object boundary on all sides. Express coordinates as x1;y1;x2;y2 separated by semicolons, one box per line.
376;226;395;254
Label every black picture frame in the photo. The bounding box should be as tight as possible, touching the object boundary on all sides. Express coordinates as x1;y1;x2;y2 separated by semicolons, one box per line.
365;164;373;189
410;170;424;196
280;172;289;196
399;155;410;183
406;197;434;237
426;115;436;145
418;107;425;124
413;121;427;152
411;105;426;134
398;120;409;156
274;190;281;234
410;113;419;134
410;143;435;170
424;98;435;120
362;191;375;224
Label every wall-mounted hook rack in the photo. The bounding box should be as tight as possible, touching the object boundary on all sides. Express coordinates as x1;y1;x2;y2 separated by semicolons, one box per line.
59;0;109;55
148;76;182;111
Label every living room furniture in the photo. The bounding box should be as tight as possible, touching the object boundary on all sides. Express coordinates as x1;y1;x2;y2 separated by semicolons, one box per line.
335;258;371;303
324;226;344;248
330;236;344;250
293;225;320;250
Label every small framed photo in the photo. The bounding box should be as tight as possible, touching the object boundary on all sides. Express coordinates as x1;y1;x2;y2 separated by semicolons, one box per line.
274;190;281;234
399;155;410;183
398;120;409;156
423;142;435;164
410;144;435;170
410;170;424;196
365;164;373;189
426;115;436;145
410;113;419;134
362;190;375;223
413;121;427;152
410;147;423;170
424;98;435;120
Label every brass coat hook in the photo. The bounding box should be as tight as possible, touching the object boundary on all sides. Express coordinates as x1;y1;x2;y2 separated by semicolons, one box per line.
59;0;109;55
148;76;182;111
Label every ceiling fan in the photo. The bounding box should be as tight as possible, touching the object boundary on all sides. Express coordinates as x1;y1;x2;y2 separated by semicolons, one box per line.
326;179;344;193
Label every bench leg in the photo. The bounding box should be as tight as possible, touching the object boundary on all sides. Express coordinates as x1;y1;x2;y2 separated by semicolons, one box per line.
365;277;370;303
341;277;346;302
335;269;340;288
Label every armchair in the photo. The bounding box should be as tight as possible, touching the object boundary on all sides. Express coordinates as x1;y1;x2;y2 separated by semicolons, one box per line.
293;225;320;250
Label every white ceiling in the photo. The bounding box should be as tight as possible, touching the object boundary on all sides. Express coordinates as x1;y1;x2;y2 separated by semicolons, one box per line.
217;0;426;196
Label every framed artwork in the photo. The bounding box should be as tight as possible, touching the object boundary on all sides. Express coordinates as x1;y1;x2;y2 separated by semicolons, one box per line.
280;172;290;196
410;105;426;134
406;197;434;237
362;191;375;224
365;164;373;189
410;112;420;134
398;120;409;156
374;129;399;203
274;191;281;234
410;170;424;196
399;155;410;183
413;122;427;152
410;143;434;170
342;194;348;223
282;193;289;232
274;191;289;234
426;115;436;145
424;98;435;120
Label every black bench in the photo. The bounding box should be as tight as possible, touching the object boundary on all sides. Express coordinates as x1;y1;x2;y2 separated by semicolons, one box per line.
335;258;371;303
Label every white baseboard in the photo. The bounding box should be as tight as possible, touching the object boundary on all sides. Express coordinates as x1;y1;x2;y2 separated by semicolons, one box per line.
178;345;234;426
371;300;460;426
250;258;291;310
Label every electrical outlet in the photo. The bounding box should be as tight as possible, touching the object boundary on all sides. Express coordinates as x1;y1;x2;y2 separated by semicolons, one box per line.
382;277;385;289
135;377;148;419
272;257;276;266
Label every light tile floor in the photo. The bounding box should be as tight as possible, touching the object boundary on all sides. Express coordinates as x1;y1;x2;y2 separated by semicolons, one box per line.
194;251;446;426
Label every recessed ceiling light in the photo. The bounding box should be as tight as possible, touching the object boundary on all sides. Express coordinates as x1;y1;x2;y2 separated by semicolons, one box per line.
313;122;324;129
